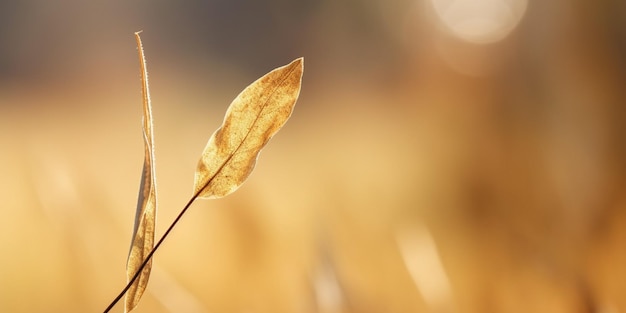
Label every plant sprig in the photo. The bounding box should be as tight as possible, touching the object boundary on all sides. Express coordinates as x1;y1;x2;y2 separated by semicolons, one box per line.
103;32;304;313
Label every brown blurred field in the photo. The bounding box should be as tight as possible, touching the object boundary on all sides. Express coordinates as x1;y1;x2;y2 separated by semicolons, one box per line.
1;1;625;312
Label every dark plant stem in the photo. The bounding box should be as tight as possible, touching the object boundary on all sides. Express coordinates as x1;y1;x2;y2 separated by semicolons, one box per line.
103;190;202;313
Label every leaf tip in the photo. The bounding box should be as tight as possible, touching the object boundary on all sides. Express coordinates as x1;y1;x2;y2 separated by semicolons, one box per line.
288;57;304;88
292;57;304;72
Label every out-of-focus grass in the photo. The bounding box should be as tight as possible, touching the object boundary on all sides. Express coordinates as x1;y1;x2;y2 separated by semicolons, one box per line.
1;1;625;312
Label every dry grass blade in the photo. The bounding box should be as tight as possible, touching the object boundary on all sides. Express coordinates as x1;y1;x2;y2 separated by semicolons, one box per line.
193;58;304;199
125;31;158;313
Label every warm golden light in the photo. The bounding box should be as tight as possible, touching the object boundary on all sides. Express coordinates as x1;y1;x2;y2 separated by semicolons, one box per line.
430;0;528;43
1;1;625;312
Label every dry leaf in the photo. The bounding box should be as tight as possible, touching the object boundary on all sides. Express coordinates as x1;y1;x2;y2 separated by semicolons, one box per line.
125;31;158;313
193;57;304;199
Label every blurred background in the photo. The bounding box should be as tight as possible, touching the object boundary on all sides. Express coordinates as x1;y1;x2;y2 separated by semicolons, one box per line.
1;0;625;312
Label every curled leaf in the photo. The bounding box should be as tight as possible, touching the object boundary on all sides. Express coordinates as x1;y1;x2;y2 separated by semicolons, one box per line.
125;31;157;313
193;57;304;199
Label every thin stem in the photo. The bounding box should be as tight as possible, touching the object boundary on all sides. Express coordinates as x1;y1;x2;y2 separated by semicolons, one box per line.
103;190;201;313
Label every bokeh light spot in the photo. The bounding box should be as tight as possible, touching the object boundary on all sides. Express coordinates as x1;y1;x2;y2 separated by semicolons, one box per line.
431;0;528;43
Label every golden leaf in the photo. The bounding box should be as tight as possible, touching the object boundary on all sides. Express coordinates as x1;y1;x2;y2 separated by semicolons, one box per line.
125;31;157;313
193;57;304;199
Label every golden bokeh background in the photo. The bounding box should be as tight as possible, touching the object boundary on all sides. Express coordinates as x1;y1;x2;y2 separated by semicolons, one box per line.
1;1;625;312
